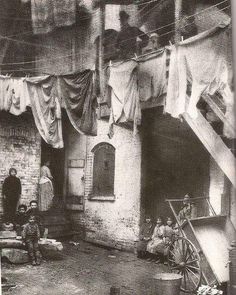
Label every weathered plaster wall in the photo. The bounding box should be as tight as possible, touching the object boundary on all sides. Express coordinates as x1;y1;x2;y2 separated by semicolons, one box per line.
70;120;142;250
0;112;41;219
209;157;225;215
230;186;236;229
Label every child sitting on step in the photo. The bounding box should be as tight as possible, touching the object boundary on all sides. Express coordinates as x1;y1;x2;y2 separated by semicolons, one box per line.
14;204;28;236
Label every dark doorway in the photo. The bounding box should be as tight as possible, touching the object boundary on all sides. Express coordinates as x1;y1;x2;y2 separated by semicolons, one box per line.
141;107;210;221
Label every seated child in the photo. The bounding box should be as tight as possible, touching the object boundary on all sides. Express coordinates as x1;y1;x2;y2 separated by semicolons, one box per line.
147;217;165;263
178;194;197;225
14;204;28;236
22;215;41;266
137;216;154;259
26;200;44;237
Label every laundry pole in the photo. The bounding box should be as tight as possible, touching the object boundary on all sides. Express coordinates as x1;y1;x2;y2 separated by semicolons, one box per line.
0;250;2;295
174;0;183;42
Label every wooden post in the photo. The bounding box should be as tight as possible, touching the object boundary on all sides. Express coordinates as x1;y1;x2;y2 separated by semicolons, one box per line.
99;1;105;96
97;0;105;120
0;249;2;295
174;0;183;43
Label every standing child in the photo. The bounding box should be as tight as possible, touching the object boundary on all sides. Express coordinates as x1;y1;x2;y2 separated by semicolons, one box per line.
26;200;45;237
22;215;41;266
163;217;176;263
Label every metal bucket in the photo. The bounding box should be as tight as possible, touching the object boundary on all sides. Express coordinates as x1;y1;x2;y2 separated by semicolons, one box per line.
152;273;182;295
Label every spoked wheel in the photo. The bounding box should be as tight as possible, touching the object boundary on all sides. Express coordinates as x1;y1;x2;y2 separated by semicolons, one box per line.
167;237;202;293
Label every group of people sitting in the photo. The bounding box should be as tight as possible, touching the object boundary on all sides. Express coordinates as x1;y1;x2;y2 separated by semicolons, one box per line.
137;216;177;264
3;200;44;266
137;194;197;264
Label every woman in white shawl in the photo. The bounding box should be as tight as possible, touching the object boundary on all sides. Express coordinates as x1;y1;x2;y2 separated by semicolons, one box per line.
39;160;54;211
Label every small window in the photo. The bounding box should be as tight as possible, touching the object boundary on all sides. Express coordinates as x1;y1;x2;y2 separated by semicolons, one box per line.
92;143;115;196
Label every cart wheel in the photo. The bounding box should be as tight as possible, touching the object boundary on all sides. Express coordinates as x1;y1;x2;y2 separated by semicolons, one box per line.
167;237;202;293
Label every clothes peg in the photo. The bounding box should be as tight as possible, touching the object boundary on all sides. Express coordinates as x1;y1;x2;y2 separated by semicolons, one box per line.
109;60;112;67
181;36;184;42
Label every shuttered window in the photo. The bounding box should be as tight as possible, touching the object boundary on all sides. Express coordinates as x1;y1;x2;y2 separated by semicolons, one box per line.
92;143;115;196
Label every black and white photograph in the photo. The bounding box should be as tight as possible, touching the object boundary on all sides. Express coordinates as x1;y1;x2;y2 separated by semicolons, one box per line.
0;0;235;294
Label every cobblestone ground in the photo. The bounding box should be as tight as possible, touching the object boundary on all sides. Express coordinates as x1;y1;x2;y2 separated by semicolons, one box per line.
2;240;190;295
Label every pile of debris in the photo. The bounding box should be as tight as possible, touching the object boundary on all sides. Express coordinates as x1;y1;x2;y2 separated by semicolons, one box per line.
197;285;223;295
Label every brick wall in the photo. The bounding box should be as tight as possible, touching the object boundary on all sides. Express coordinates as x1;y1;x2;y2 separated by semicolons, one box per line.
70;120;142;251
0;112;41;219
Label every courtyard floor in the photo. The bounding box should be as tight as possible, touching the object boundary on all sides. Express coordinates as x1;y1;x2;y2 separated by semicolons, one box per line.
2;240;188;295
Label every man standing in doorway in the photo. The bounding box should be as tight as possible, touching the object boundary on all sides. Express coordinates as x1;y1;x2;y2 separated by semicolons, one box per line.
116;10;149;59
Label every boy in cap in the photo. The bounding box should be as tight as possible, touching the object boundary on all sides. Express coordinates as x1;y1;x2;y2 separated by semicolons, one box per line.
178;194;197;224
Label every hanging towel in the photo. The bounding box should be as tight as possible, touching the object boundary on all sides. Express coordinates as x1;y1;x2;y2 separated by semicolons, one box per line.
58;70;97;136
0;75;12;111
31;0;76;35
108;60;141;136
138;49;167;103
26;76;64;148
165;46;181;117
8;78;31;116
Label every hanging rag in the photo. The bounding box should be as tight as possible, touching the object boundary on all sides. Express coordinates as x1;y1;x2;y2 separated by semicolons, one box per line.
165;24;234;138
0;75;12;111
138;49;167;103
165;45;181;117
31;0;76;35
26;76;64;148
8;78;31;116
108;60;141;136
58;70;97;136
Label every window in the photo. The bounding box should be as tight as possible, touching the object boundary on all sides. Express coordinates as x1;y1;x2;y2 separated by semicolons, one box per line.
92;143;115;197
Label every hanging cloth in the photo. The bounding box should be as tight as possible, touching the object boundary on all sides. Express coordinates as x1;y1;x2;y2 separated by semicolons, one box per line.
31;0;76;35
26;75;63;148
108;60;141;136
165;24;234;138
0;75;12;111
138;49;167;103
58;70;97;136
9;78;31;116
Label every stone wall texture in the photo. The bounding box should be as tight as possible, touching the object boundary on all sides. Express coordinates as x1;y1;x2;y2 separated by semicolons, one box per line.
0;112;41;219
69;120;142;251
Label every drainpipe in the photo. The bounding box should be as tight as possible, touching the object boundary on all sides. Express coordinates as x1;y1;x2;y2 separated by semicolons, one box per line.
174;0;182;43
228;241;236;295
98;1;105;119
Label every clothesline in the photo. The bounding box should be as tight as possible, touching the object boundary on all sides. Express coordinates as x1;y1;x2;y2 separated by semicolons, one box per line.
0;5;230;74
0;1;229;60
0;70;97;148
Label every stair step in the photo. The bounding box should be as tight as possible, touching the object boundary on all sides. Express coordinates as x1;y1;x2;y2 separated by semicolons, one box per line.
183;110;236;187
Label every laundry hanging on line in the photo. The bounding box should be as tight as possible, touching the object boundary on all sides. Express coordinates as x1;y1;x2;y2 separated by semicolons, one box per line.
9;78;31;116
165;22;235;139
26;75;64;149
0;75;12;112
107;60;141;137
0;76;31;115
58;69;97;136
138;49;167;104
